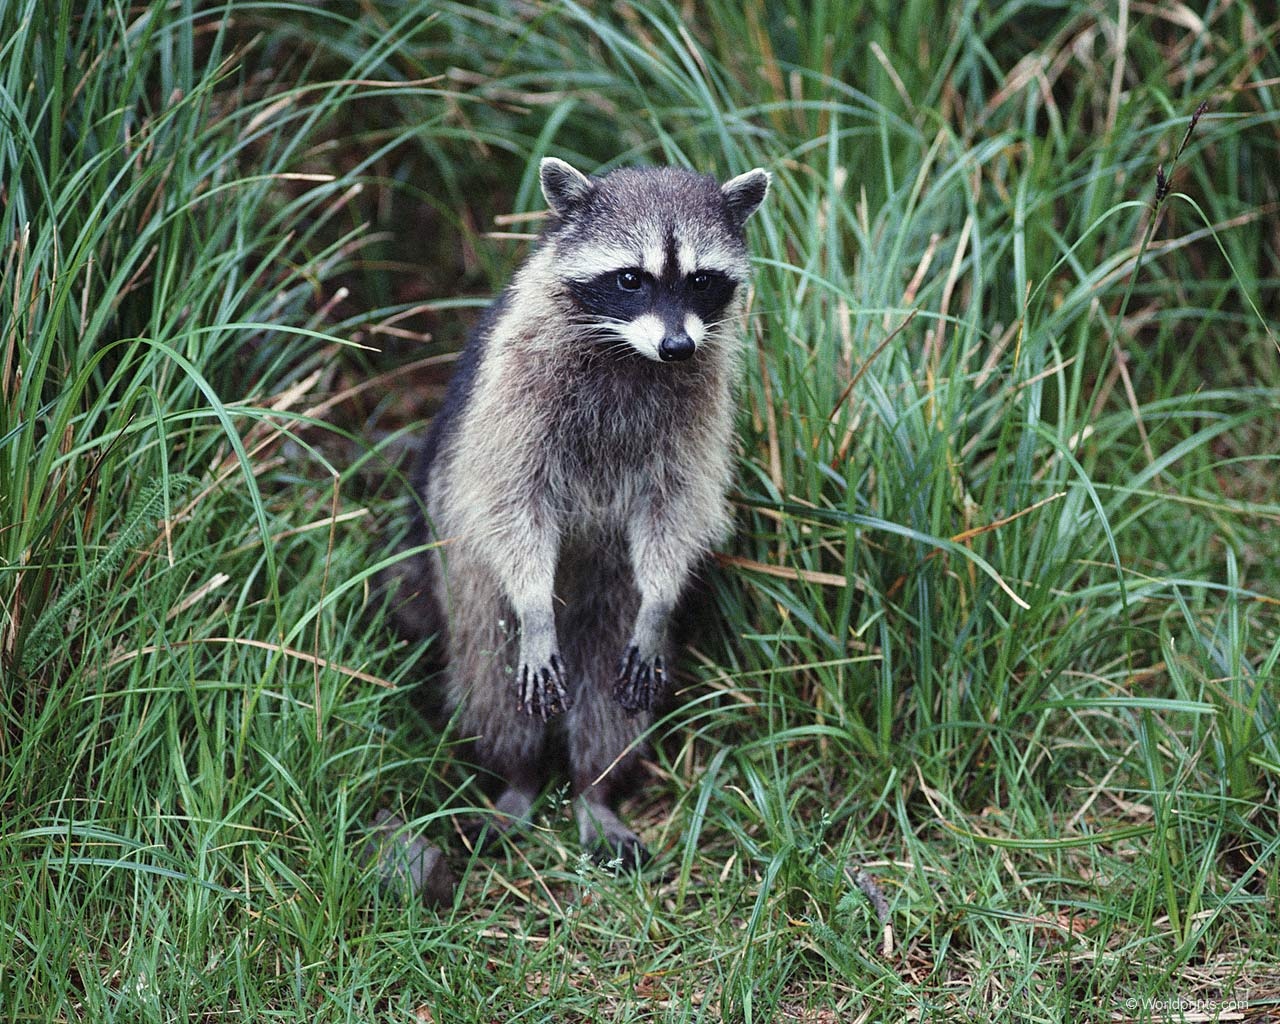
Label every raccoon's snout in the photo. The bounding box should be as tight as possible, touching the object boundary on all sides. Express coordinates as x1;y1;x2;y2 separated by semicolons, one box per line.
658;331;696;362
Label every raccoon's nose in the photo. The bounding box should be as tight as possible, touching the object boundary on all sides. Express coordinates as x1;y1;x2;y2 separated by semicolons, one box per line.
658;331;696;362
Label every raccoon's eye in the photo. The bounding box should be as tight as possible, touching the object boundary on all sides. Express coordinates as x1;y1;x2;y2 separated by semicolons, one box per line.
689;271;712;291
616;269;643;291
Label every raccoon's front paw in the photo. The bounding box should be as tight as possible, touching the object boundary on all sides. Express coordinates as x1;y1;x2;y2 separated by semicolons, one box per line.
614;645;665;714
516;653;571;719
589;833;651;872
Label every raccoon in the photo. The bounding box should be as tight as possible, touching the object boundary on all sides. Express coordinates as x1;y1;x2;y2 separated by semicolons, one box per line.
390;157;769;866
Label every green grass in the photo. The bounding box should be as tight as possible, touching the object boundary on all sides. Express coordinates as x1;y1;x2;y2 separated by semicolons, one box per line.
2;1;1278;1021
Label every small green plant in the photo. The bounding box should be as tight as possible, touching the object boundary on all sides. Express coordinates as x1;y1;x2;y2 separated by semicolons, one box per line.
20;475;195;674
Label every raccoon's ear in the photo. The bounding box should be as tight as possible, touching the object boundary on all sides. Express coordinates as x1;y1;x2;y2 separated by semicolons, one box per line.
721;168;770;229
540;158;594;218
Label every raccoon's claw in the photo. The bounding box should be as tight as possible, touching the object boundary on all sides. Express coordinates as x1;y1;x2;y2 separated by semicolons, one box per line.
614;645;665;714
516;653;570;719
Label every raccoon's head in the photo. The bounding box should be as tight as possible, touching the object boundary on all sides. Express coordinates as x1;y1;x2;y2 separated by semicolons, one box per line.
539;158;769;363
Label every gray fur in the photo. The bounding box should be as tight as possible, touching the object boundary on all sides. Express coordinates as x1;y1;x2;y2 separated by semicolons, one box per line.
390;158;768;865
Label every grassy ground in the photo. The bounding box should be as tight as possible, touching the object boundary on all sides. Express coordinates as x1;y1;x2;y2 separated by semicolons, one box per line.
2;1;1278;1021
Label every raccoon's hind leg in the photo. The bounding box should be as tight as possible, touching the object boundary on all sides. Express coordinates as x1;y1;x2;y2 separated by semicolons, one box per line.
442;558;548;850
561;555;653;869
566;691;652;869
378;508;446;648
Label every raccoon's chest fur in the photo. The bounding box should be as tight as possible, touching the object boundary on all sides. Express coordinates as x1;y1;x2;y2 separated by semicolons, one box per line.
530;345;714;521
